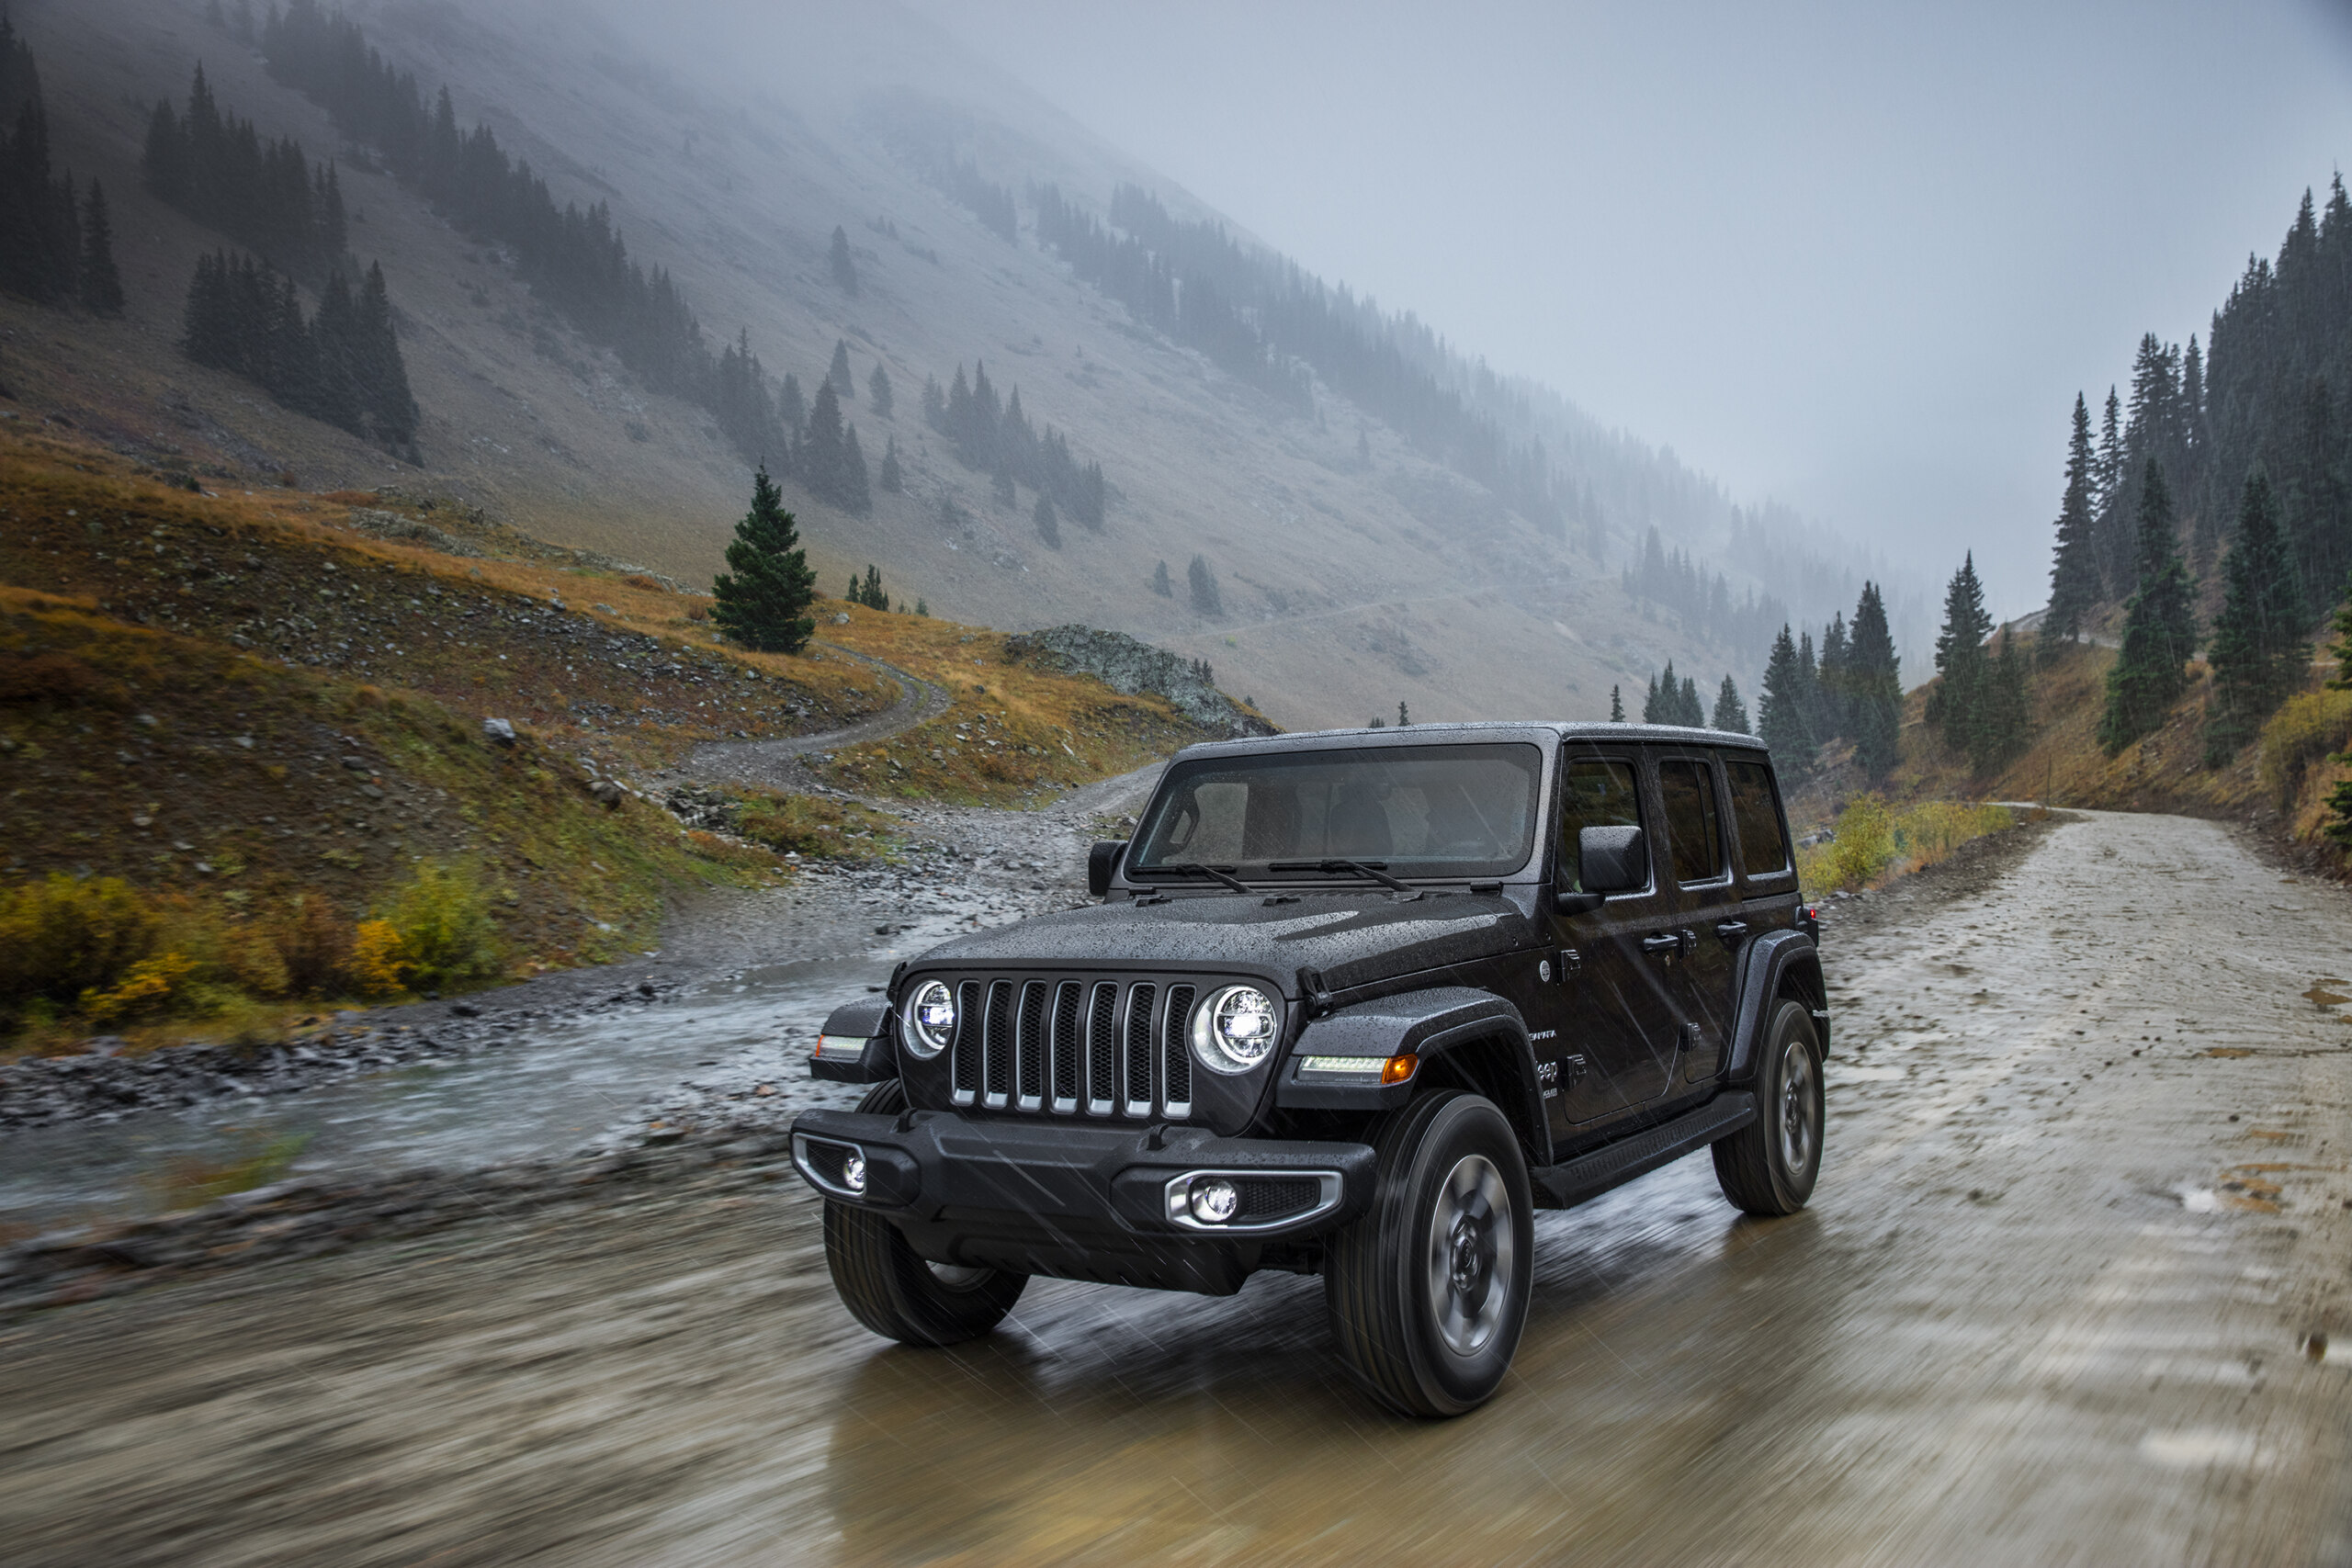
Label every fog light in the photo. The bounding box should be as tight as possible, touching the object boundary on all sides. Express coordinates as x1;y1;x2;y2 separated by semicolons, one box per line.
1189;1177;1238;1224
842;1150;866;1194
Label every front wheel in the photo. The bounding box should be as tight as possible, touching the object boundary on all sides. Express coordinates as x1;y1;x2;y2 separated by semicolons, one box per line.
1712;998;1825;1215
820;1080;1028;1346
1324;1089;1534;1417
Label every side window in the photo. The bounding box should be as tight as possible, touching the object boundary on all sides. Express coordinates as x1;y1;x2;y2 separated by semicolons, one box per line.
1556;758;1643;891
1657;758;1724;886
1725;760;1792;878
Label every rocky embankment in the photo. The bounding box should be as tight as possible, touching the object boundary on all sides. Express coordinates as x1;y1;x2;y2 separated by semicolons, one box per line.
1003;625;1275;738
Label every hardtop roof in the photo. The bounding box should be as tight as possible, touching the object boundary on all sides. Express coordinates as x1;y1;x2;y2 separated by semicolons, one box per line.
1169;719;1771;763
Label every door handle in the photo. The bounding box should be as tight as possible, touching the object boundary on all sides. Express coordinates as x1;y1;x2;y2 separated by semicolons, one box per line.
1714;919;1749;946
1640;933;1681;955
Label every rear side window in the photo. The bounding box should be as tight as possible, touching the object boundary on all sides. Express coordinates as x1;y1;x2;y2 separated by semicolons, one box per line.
1557;758;1642;891
1725;761;1791;878
1658;759;1724;886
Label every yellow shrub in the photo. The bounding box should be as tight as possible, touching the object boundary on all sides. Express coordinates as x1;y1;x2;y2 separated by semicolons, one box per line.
2259;689;2352;808
80;951;200;1024
0;874;162;1006
1826;795;1896;888
382;862;500;989
349;919;412;998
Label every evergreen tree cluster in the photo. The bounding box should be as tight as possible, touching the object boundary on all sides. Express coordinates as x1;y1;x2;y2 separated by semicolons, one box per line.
936;157;1016;243
1755;582;1904;781
257;1;790;466
2046;180;2352;639
1924;553;2030;773
924;359;1107;527
844;564;895;611
2204;471;2307;762
1034;182;1564;531
0;18;120;311
2098;461;2202;754
1621;525;1792;660
1641;661;1703;726
143;65;346;276
181;250;417;447
1188;554;1223;617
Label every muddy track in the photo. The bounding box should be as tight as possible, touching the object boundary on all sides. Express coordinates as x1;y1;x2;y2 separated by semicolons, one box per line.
680;640;952;794
2;809;2346;1565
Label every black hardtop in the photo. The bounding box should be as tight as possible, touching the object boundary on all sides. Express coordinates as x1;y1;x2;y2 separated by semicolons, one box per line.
1164;719;1770;765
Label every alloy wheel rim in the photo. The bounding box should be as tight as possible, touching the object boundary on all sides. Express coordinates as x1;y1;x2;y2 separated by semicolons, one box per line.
1778;1038;1817;1173
1425;1153;1514;1357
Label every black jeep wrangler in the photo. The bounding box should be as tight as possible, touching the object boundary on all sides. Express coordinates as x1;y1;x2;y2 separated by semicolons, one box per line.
792;722;1827;1416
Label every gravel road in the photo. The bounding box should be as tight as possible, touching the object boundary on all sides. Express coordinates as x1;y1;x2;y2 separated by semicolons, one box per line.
1;809;2346;1565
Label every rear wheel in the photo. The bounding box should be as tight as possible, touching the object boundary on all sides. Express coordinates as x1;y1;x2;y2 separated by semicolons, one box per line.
820;1080;1028;1346
1712;998;1825;1215
1324;1089;1533;1417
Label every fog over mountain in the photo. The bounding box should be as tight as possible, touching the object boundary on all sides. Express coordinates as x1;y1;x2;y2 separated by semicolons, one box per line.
899;0;2352;618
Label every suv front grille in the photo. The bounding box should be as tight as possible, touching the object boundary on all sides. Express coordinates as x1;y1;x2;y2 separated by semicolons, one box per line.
944;976;1208;1120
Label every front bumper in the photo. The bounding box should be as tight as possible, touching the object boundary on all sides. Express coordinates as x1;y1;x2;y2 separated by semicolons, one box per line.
790;1108;1376;1295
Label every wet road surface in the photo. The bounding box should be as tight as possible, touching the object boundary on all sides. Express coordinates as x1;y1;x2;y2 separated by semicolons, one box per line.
2;809;2347;1564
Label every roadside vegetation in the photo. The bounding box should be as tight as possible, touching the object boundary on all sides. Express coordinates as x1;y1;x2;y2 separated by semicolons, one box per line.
1794;797;2018;896
0;428;1256;1054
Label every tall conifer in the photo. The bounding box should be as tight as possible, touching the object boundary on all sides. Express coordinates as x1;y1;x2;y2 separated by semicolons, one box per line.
711;467;816;653
2204;470;2307;761
1712;675;1750;734
2098;460;2199;753
2046;393;2099;649
1848;582;1903;779
78;177;123;313
1757;627;1815;775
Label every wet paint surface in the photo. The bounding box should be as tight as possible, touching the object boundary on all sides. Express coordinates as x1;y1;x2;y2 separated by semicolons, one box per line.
0;811;2346;1564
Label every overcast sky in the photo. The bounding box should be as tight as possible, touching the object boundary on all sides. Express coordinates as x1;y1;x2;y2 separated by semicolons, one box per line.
904;0;2352;617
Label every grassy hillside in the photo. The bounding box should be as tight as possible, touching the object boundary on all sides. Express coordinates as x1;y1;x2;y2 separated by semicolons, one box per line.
0;0;1879;734
0;426;1238;1050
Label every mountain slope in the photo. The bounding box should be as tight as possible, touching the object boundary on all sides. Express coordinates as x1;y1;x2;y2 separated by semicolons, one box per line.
6;0;1916;731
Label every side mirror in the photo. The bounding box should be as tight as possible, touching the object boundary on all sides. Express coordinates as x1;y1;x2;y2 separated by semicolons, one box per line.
1087;840;1127;897
1578;825;1646;895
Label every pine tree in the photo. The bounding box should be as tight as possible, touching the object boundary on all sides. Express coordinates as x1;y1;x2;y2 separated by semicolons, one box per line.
2098;460;2199;753
1679;674;1702;726
1712;675;1749;734
2204;469;2307;762
1034;491;1060;548
1849;582;1903;779
1969;626;2031;774
1816;611;1851;739
1927;552;1994;757
823;338;851;395
867;362;893;419
861;565;887;612
2093;387;2127;594
355;262;416;447
1152;559;1173;597
1644;661;1679;723
915;598;928;616
2046;393;2099;649
1756;626;1815;774
877;434;903;494
829;225;856;294
1188;554;1222;616
710;467;817;653
779;372;806;441
803;379;849;508
1397;701;1410;727
77;177;123;313
1609;683;1623;722
840;424;871;514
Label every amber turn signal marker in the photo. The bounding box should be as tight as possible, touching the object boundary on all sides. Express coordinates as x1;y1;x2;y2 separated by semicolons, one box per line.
1381;1053;1419;1085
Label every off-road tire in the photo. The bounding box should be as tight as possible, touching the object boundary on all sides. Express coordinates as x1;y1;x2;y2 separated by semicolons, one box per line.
1712;998;1825;1215
1325;1089;1534;1417
821;1081;1028;1346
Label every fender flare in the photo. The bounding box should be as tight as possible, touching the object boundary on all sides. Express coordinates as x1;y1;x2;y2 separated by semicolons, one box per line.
808;995;898;1083
1276;986;1551;1165
1724;931;1827;1085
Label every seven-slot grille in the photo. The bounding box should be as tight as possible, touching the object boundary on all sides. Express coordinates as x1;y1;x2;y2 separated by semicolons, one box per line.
944;976;1209;1119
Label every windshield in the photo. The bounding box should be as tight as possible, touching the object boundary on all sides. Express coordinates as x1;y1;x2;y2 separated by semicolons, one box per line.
1128;742;1544;881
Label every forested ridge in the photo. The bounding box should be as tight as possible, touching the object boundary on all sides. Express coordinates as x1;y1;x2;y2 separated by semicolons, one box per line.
0;15;124;313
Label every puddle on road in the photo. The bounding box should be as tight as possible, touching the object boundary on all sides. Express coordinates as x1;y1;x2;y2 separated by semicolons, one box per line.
0;949;899;1234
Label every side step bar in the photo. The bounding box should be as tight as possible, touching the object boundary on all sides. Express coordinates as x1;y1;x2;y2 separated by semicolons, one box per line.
1531;1092;1756;1210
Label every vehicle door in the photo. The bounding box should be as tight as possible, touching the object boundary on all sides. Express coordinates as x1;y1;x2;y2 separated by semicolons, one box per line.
1542;747;1679;1128
1715;754;1804;1057
1655;750;1739;1086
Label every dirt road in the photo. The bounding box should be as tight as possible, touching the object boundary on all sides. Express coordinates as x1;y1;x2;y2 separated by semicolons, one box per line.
2;809;2346;1565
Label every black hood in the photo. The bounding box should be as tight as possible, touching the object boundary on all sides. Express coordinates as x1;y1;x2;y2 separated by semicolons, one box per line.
907;890;1535;996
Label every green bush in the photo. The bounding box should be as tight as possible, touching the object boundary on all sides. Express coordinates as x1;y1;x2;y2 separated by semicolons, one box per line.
1826;795;1896;888
382;862;501;990
0;874;163;1009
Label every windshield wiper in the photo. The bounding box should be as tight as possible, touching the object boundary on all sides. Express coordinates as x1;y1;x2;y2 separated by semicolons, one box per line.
1268;859;1421;899
1147;863;1253;895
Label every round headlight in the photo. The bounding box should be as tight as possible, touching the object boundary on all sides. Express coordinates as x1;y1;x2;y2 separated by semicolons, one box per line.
1192;984;1279;1073
903;980;956;1057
